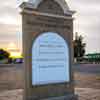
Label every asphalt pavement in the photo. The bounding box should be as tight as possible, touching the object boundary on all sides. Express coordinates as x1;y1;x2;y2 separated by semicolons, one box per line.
73;63;100;74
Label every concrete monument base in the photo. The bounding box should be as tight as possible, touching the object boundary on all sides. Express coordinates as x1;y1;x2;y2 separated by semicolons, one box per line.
27;94;78;100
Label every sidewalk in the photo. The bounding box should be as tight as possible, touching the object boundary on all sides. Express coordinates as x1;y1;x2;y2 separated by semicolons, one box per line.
75;88;100;100
0;88;100;100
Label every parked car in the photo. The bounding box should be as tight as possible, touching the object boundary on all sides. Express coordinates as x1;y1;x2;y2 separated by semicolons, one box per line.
13;58;24;64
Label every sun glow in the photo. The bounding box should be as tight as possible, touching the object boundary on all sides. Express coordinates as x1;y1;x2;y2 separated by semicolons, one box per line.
10;52;22;58
7;43;22;58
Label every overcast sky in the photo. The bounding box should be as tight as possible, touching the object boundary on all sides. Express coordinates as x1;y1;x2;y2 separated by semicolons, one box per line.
0;0;100;53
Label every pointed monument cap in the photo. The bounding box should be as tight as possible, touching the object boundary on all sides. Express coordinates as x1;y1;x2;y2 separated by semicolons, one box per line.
20;0;75;16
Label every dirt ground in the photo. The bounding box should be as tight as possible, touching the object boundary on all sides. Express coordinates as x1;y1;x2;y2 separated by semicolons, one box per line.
0;64;100;90
0;64;100;100
0;64;24;91
74;72;100;89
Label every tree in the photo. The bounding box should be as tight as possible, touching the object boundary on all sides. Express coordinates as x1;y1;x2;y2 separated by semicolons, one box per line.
73;32;86;61
0;49;10;60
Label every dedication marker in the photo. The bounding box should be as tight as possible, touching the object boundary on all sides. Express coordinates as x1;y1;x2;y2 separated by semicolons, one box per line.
20;0;77;100
32;32;70;85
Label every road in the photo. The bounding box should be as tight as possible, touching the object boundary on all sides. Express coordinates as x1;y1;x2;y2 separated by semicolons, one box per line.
73;64;100;89
73;64;100;74
0;64;100;91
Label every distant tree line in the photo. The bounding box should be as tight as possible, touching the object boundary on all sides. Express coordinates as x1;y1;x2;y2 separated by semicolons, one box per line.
0;49;10;60
0;49;23;64
0;49;10;64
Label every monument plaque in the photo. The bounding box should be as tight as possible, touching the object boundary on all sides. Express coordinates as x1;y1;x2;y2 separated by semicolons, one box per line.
32;32;70;85
20;0;78;100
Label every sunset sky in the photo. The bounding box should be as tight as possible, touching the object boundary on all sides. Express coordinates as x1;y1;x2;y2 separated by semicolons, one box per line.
0;0;100;53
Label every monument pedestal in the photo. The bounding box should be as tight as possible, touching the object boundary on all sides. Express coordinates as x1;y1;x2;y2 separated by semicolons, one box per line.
20;0;78;100
28;95;78;100
43;95;78;100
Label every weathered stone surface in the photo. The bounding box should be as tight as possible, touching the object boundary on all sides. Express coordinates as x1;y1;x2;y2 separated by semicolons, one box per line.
37;0;64;15
21;0;74;99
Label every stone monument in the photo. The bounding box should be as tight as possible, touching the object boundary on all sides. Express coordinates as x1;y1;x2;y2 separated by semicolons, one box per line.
20;0;77;100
